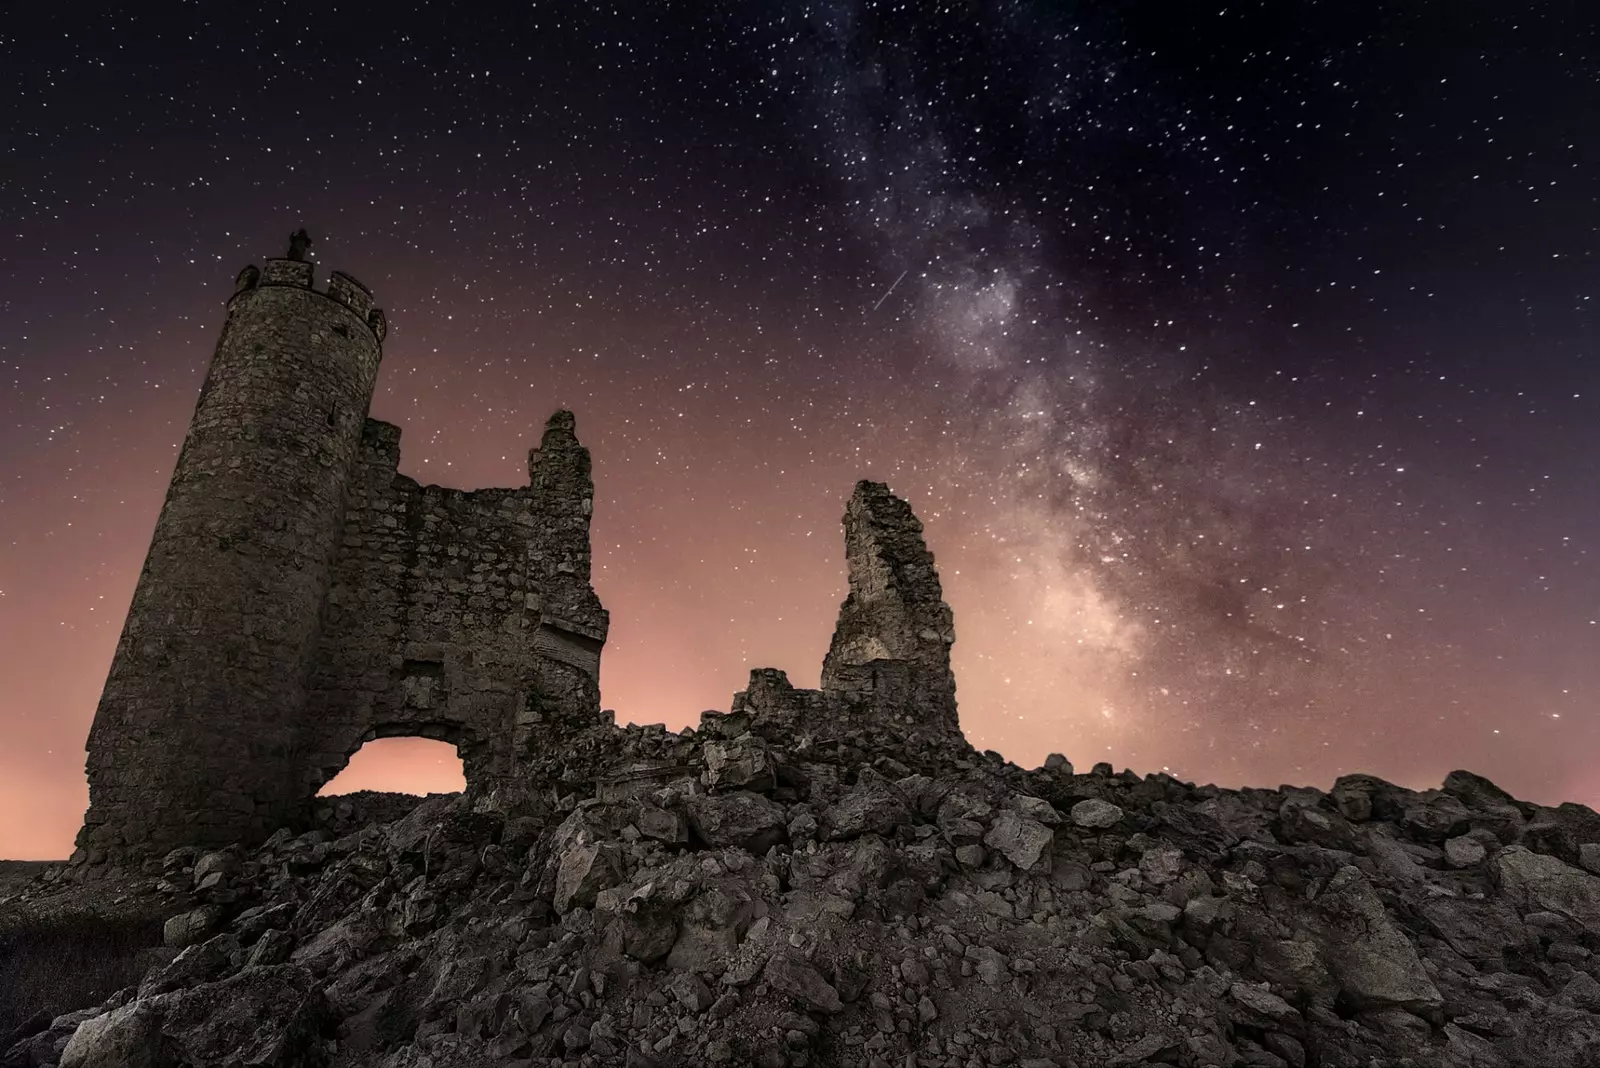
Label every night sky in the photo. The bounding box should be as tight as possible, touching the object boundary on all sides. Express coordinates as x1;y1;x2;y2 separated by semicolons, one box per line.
3;3;1596;859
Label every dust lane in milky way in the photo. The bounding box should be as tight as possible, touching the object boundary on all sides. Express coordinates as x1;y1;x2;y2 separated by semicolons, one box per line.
2;3;1596;858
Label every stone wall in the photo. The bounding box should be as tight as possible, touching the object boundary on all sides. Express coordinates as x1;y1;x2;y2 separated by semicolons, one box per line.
300;412;611;807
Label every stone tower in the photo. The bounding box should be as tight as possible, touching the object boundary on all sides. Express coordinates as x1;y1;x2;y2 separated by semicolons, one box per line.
78;235;609;862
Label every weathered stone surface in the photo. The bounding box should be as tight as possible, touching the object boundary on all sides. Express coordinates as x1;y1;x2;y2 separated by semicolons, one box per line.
1138;843;1185;885
162;906;220;948
159;965;330;1066
688;792;787;854
1277;797;1358;850
635;804;687;844
1314;866;1442;1014
1070;798;1124;829
139;935;234;997
76;247;613;863
1494;846;1600;933
820;480;959;730
983;812;1053;871
702;735;776;793
664;884;760;974
57;966;326;1068
1445;834;1489;868
58;1002;166;1068
764;954;843;1014
553;836;622;913
821;772;912;841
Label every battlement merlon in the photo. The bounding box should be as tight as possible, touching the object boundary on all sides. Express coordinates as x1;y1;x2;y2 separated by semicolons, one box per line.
232;260;388;342
527;409;609;640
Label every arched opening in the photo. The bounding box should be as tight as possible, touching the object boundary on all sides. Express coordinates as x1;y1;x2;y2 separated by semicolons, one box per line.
316;736;466;797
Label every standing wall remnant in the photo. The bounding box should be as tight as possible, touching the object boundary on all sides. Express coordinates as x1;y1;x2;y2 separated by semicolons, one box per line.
821;480;960;729
733;480;961;738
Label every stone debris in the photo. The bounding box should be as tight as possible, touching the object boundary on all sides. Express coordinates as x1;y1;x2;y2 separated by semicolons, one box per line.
12;715;1600;1068
7;397;1599;1066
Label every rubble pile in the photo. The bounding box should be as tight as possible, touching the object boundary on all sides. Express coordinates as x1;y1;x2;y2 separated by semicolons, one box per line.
9;481;1599;1067
7;711;1600;1068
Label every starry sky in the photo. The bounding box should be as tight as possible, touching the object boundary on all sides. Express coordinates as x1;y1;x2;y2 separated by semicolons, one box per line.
2;3;1596;859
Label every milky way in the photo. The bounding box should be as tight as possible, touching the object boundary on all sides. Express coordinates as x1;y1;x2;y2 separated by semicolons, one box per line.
2;3;1595;857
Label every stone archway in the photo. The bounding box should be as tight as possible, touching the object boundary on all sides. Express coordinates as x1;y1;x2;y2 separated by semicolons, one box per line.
301;719;493;805
316;735;466;798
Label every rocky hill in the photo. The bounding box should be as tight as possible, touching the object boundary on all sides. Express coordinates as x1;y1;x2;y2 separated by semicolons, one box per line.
5;700;1600;1068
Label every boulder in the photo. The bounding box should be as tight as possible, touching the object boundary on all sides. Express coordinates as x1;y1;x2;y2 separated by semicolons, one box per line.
61;966;326;1068
1494;846;1600;934
1012;795;1061;826
1524;803;1600;866
1313;866;1442;1015
553;834;623;913
59;1002;169;1068
635;804;688;844
764;954;843;1014
821;771;912;841
1330;774;1415;823
664;884;760;974
162;906;221;948
157;965;330;1067
1138;844;1185;885
983;812;1054;871
1401;792;1473;842
688;792;787;853
1071;799;1124;829
703;735;776;793
139;935;234;997
1444;835;1488;868
1277;798;1359;850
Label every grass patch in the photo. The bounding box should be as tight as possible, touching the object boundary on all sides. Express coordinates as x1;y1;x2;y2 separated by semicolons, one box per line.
0;909;167;1036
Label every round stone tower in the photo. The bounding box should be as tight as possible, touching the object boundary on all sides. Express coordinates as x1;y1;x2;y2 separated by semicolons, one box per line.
78;233;387;861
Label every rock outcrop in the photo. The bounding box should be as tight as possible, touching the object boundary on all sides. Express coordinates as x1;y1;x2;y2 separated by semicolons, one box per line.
10;708;1600;1068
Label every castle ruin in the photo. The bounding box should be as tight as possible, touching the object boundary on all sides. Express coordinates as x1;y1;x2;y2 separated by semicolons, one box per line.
77;236;959;862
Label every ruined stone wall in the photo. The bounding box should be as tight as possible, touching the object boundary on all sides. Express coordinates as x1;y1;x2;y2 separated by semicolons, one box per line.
300;413;610;801
730;481;961;747
821;480;960;730
519;412;609;747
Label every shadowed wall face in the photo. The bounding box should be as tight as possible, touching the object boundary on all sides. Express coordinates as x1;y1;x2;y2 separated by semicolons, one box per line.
76;257;610;863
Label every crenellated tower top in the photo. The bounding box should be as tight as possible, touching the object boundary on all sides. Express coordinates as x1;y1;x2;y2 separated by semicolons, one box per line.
230;229;387;341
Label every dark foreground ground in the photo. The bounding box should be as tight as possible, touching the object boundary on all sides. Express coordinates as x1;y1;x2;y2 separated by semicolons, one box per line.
5;717;1600;1068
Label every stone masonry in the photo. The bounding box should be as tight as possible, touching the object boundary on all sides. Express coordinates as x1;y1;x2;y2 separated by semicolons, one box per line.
78;239;610;863
77;238;963;865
